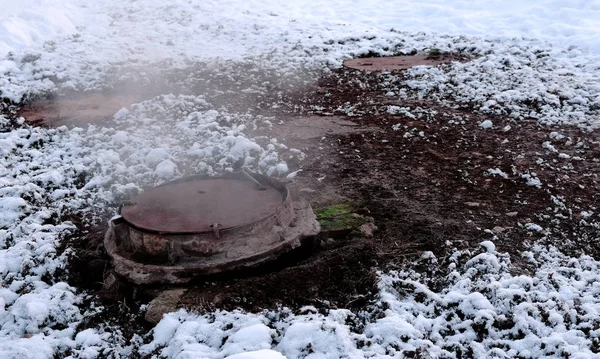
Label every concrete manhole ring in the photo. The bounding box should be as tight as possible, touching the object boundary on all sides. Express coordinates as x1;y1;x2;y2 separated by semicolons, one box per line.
104;171;320;284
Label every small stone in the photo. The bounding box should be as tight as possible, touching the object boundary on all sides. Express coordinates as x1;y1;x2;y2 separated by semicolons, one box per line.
212;293;223;305
464;202;481;207
506;212;518;217
300;188;317;194
144;288;186;325
359;222;377;237
492;226;505;234
103;272;118;290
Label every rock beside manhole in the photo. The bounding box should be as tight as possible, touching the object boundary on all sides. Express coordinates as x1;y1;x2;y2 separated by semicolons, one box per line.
343;54;457;71
145;288;186;324
315;203;374;240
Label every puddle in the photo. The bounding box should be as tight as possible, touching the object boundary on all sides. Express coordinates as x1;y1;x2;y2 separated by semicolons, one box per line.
16;78;172;127
18;92;144;127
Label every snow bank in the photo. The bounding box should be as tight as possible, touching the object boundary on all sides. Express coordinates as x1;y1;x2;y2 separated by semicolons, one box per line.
0;0;81;59
393;40;600;129
2;0;599;64
136;242;600;358
225;349;286;359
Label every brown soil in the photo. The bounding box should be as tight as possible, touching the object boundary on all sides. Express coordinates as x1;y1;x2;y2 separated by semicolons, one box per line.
38;60;599;319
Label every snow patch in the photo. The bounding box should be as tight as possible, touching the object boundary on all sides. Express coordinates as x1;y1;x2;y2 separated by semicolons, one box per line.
479;120;493;129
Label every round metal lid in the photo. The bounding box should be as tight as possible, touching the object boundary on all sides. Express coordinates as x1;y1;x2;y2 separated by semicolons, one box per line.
120;178;284;233
342;55;450;71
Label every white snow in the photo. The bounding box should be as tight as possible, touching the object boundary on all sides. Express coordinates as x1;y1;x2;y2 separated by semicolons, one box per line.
0;0;81;59
224;350;287;359
129;242;600;358
154;160;177;179
522;173;543;188
479;120;494;129
0;197;28;228
0;94;294;357
487;168;509;179
525;223;545;232
144;148;170;166
481;240;496;253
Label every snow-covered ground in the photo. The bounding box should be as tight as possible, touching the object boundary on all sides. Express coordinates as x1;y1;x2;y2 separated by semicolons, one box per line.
1;0;600;358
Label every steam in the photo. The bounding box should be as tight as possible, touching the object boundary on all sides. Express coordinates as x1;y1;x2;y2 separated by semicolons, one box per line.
22;1;332;198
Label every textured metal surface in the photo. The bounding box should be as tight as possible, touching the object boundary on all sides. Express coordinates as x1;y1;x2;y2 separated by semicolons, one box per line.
105;193;320;284
105;173;321;284
342;55;450;71
120;178;284;233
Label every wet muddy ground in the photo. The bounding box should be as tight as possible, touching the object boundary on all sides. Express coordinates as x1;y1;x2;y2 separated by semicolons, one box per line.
13;57;600;334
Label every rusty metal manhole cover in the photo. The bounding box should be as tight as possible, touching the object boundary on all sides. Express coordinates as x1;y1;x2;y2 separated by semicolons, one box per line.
105;172;320;284
342;54;457;71
120;178;284;233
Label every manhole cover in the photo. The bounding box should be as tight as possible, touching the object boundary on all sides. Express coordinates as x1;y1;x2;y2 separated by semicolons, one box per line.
105;172;320;284
120;178;284;233
342;55;456;71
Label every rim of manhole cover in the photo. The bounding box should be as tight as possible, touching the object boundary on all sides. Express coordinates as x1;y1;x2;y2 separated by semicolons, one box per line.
120;173;285;234
342;55;455;71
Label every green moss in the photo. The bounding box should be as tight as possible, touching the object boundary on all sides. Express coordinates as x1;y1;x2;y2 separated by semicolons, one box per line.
428;47;442;57
315;203;364;233
315;203;352;219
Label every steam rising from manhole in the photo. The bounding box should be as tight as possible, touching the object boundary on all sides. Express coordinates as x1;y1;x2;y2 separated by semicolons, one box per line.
104;171;320;284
